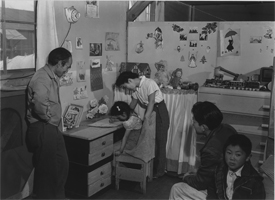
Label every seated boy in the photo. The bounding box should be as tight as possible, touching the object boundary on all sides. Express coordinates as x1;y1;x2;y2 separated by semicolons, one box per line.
207;134;266;200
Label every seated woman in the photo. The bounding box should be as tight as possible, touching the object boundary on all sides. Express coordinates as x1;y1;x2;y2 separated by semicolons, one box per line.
109;101;142;156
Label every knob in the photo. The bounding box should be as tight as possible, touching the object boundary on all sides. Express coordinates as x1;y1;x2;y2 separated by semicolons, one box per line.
100;171;104;175
100;183;104;187
101;152;105;157
102;141;106;145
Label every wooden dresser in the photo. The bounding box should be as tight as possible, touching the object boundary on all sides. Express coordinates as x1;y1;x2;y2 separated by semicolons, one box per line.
197;87;271;169
63;120;124;197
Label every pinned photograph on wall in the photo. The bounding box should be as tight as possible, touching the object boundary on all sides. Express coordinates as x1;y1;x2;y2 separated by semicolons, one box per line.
90;43;102;56
105;32;120;51
190;40;197;47
86;1;99;18
250;36;262;44
76;37;83;49
104;55;115;72
146;27;163;49
73;85;88;100
63;104;84;129
60;71;73;87
64;40;72;53
172;24;184;33
264;28;273;39
90;64;103;91
220;29;240;56
135;41;144;54
199;32;208;41
76;61;86;82
188;51;197;68
90;58;100;68
189;27;198;34
180;34;187;41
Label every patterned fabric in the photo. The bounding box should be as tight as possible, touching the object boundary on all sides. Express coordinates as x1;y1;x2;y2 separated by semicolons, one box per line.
132;76;163;105
207;161;266;200
161;87;197;95
122;113;142;130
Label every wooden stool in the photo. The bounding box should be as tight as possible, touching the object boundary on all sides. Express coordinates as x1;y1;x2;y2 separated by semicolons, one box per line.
115;154;154;194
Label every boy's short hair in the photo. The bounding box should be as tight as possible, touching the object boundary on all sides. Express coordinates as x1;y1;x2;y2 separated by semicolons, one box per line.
223;134;252;156
115;71;139;87
191;101;223;130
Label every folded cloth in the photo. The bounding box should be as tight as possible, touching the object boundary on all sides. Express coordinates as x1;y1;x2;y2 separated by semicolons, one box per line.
123;112;156;162
88;118;122;128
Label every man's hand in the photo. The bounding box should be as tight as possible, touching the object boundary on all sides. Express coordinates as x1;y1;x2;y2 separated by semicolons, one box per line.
182;171;196;181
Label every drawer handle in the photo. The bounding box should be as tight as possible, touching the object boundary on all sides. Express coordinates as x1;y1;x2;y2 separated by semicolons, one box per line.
261;124;269;129
100;171;104;175
101;152;105;157
102;141;106;145
100;183;104;187
262;105;270;110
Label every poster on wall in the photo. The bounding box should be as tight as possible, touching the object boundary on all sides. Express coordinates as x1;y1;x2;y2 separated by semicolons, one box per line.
76;37;83;49
220;29;240;56
60;71;73;86
146;27;163;49
105;32;120;51
86;1;99;18
90;64;103;91
76;61;86;82
73;85;88;100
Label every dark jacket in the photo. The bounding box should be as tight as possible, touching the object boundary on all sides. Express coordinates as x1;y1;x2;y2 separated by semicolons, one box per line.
184;124;237;190
207;160;266;200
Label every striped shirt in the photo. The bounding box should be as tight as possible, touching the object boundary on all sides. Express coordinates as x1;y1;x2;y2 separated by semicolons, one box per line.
132;76;163;105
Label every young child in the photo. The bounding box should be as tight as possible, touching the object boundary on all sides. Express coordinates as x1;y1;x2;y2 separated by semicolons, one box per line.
115;71;170;178
109;101;142;156
207;134;266;200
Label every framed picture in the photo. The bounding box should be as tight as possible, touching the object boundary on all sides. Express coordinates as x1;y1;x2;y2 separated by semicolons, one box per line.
63;104;84;129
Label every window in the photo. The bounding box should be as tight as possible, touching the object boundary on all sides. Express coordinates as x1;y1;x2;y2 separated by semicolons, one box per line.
0;0;36;73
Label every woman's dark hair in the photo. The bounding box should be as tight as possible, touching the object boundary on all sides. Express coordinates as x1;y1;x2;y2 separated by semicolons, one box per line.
191;101;223;130
223;134;252;157
48;47;72;66
109;101;132;120
115;71;139;87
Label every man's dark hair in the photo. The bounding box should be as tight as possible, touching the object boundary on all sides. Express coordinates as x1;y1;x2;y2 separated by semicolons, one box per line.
115;71;139;87
191;101;223;130
223;134;252;157
48;47;72;66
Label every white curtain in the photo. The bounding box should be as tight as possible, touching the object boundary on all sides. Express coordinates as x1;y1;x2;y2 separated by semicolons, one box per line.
36;0;59;70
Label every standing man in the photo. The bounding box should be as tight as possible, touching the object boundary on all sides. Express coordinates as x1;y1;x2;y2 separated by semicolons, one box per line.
26;47;72;199
169;101;237;200
115;71;170;178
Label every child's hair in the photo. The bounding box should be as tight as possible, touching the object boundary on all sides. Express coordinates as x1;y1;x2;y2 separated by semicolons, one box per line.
191;101;223;130
223;134;252;157
115;71;139;87
109;101;132;120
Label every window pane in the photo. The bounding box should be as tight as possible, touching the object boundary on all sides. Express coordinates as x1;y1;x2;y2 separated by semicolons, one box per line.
0;0;35;70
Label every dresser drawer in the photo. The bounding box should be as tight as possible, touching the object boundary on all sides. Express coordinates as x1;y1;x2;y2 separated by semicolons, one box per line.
88;145;113;166
88;176;111;197
88;162;111;185
89;133;113;153
223;113;269;136
198;90;270;116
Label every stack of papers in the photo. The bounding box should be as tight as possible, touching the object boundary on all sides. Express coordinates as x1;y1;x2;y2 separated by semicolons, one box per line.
88;118;122;128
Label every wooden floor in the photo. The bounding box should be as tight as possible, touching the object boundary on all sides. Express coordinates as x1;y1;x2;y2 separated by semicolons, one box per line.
65;173;181;200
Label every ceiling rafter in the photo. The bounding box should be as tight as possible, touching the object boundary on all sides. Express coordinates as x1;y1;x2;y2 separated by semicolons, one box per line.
127;1;153;21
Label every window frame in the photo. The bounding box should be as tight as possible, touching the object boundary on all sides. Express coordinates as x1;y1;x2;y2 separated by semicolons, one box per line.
0;0;37;75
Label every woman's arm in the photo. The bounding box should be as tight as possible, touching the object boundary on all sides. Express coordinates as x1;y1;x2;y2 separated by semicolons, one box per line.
115;129;131;156
144;91;155;122
130;98;138;110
